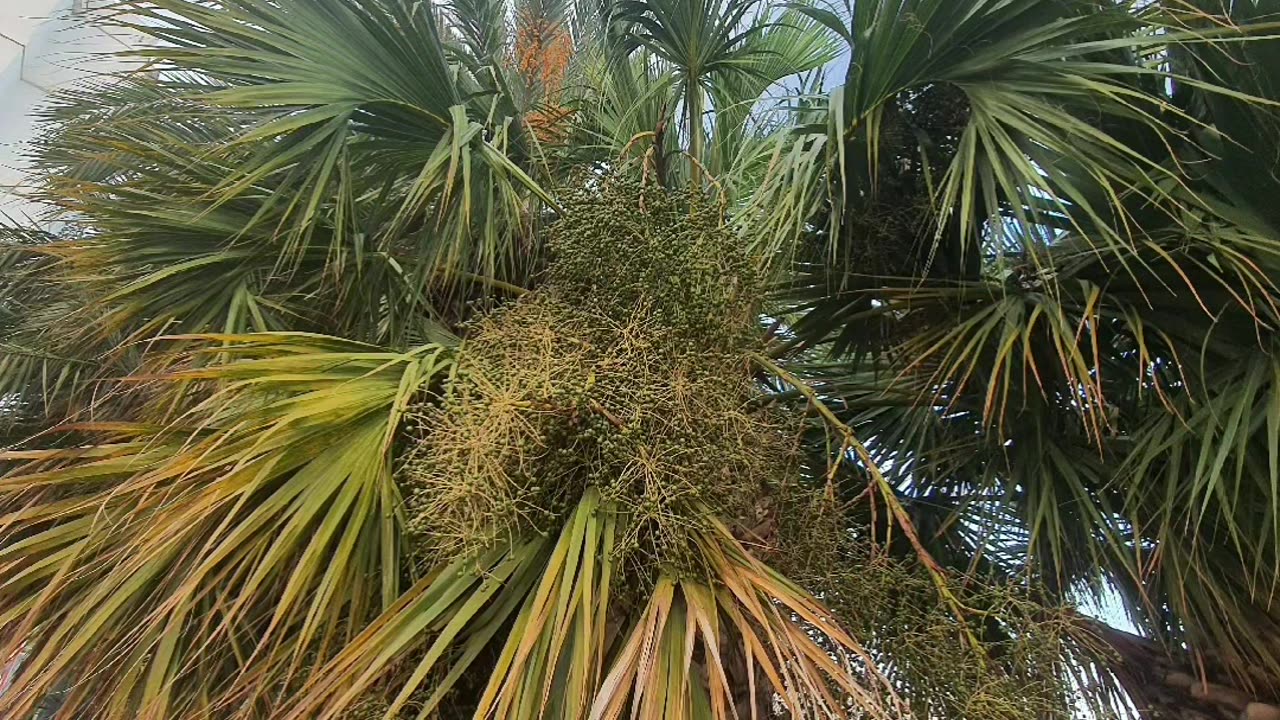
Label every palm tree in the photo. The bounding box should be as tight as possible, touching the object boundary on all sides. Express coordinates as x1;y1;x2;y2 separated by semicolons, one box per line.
3;0;1280;718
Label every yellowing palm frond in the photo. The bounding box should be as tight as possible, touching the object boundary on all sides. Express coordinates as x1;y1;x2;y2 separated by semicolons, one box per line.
0;335;454;719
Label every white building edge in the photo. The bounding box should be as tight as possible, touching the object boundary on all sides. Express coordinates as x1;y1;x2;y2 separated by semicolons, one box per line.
2;0;140;221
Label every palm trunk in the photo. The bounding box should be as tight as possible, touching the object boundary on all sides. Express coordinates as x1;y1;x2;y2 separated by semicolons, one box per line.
687;82;704;185
1090;621;1280;720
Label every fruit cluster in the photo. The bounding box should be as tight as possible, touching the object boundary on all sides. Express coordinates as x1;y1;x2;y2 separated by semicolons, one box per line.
401;180;798;586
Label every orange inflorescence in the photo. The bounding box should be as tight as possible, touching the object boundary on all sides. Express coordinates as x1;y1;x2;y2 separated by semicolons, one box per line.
514;11;574;143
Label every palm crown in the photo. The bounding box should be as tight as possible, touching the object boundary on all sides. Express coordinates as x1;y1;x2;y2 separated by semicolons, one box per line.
4;0;1280;718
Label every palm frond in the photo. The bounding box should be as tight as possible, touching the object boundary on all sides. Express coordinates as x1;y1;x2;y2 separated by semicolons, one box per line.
38;1;557;333
287;491;902;720
0;334;454;719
